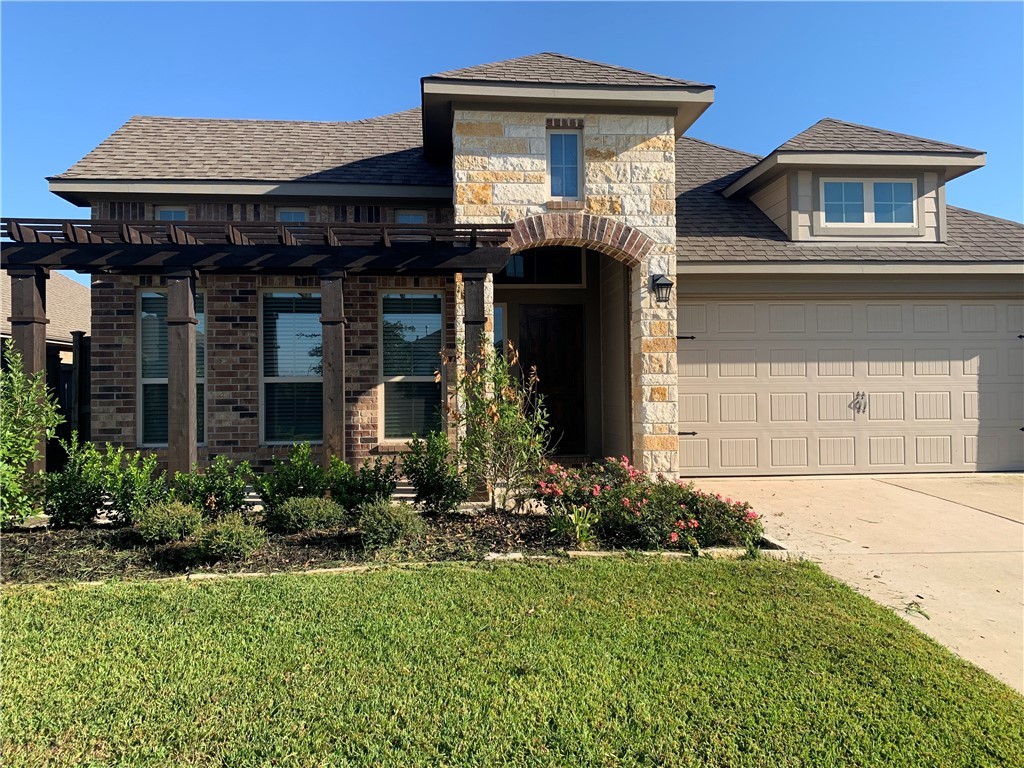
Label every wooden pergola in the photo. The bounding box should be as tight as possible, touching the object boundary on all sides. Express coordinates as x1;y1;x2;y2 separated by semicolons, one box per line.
2;219;512;473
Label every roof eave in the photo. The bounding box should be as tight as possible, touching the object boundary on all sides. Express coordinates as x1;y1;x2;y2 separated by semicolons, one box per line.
421;79;715;160
722;150;986;198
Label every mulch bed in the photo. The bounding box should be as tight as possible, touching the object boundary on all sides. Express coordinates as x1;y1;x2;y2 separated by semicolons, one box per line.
1;508;557;584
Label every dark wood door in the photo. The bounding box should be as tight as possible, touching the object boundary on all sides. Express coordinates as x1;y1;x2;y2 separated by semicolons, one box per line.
518;304;586;456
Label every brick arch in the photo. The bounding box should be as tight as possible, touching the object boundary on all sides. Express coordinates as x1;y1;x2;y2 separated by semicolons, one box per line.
507;213;654;268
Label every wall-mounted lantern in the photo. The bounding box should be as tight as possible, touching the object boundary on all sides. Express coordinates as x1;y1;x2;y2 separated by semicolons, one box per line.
650;274;674;304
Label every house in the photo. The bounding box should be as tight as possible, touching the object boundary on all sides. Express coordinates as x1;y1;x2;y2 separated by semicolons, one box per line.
3;52;1022;477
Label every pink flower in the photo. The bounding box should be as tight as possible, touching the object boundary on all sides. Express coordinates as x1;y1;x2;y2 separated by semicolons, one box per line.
675;519;686;530
554;488;563;497
725;497;732;505
744;510;759;523
669;532;679;543
546;464;559;475
591;485;601;497
622;498;631;508
689;519;699;529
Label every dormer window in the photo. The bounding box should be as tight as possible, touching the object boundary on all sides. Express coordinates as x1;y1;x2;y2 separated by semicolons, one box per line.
815;177;920;235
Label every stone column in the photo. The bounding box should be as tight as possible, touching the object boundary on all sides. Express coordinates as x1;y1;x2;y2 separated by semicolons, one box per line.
7;267;49;473
165;270;197;476
320;269;347;465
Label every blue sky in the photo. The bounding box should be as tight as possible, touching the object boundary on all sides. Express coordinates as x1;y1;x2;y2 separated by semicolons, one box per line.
2;1;1022;286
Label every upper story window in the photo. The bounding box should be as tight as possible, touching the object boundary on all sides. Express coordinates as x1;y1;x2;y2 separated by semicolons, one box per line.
396;210;427;224
548;130;582;200
820;178;918;231
276;208;308;223
155;206;188;221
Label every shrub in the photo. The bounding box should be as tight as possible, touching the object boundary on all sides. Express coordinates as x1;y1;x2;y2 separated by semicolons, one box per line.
196;513;266;561
103;446;168;525
135;501;202;544
255;443;325;513
174;455;251;519
534;456;763;553
450;342;549;510
549;503;599;549
358;500;424;550
403;431;468;517
0;341;64;527
43;435;107;528
264;496;346;534
328;456;398;511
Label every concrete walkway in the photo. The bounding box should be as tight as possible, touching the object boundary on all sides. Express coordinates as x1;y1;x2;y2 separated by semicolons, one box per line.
693;473;1024;693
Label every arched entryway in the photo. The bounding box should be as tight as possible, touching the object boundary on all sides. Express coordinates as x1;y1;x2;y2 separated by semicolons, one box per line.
497;214;659;462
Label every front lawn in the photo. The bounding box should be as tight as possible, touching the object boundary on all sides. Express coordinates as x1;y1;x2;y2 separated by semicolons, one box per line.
3;559;1022;767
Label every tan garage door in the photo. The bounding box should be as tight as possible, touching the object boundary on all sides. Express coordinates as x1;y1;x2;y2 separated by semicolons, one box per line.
677;297;1024;475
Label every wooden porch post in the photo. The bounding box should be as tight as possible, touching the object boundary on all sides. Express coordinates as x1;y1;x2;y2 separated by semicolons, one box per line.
320;269;347;466
8;267;49;473
165;270;197;476
462;270;487;368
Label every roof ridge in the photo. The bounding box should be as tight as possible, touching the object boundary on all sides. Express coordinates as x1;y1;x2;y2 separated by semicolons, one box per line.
947;205;1024;228
541;51;700;86
123;108;421;128
777;116;982;154
679;135;763;162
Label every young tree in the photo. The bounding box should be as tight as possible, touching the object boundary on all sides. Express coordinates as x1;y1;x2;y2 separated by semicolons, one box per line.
1;340;64;527
449;342;549;511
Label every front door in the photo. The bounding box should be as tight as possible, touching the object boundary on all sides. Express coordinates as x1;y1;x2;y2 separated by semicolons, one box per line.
518;304;586;455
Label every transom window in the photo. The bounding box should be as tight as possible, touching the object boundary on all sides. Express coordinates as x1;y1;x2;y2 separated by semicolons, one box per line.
139;291;205;446
261;293;322;443
276;209;308;223
821;179;917;226
548;130;582;199
381;294;443;439
155;206;188;221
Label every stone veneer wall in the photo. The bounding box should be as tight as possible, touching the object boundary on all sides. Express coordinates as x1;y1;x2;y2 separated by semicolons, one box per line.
90;273;456;472
452;110;679;472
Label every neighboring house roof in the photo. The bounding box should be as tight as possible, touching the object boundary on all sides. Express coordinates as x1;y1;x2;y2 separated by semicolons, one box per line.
1;271;91;344
774;118;982;155
675;136;1023;263
52;108;452;186
427;52;708;88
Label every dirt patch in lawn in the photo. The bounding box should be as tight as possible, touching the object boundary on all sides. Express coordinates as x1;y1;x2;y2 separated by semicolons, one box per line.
1;508;558;584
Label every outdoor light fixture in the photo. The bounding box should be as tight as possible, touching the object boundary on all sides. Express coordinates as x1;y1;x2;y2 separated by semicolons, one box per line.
651;274;674;304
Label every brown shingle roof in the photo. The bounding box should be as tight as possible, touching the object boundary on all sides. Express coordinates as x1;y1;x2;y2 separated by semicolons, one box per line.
53;108;452;186
1;271;90;344
428;52;708;88
675;136;1022;263
775;117;982;154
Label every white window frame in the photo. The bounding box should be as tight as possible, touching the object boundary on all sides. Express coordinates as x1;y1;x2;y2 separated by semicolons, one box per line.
258;290;323;446
136;289;206;448
276;208;309;223
154;206;188;221
546;128;584;201
395;209;428;224
818;177;918;229
378;290;445;443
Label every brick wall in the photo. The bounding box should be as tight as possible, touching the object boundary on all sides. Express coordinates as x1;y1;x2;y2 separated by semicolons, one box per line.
90;273;456;472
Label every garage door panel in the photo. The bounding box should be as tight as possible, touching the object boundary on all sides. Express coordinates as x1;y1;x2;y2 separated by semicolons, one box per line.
678;297;1023;476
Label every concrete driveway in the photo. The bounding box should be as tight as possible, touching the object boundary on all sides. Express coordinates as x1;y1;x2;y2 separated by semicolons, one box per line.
694;473;1024;693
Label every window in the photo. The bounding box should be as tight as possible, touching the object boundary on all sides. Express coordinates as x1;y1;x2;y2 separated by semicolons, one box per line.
276;208;308;223
381;294;443;439
261;293;322;443
396;210;428;224
494;303;506;355
138;292;205;445
820;178;917;228
823;182;864;223
548;130;582;199
874;182;915;223
155;207;188;221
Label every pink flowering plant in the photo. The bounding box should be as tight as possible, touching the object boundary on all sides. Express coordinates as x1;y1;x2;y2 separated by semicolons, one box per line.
535;456;763;553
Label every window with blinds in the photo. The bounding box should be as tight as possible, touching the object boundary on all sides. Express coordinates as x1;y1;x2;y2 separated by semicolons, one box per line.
381;293;443;439
262;292;323;443
139;292;205;445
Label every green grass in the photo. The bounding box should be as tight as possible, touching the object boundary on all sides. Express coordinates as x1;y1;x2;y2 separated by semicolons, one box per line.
3;559;1022;767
